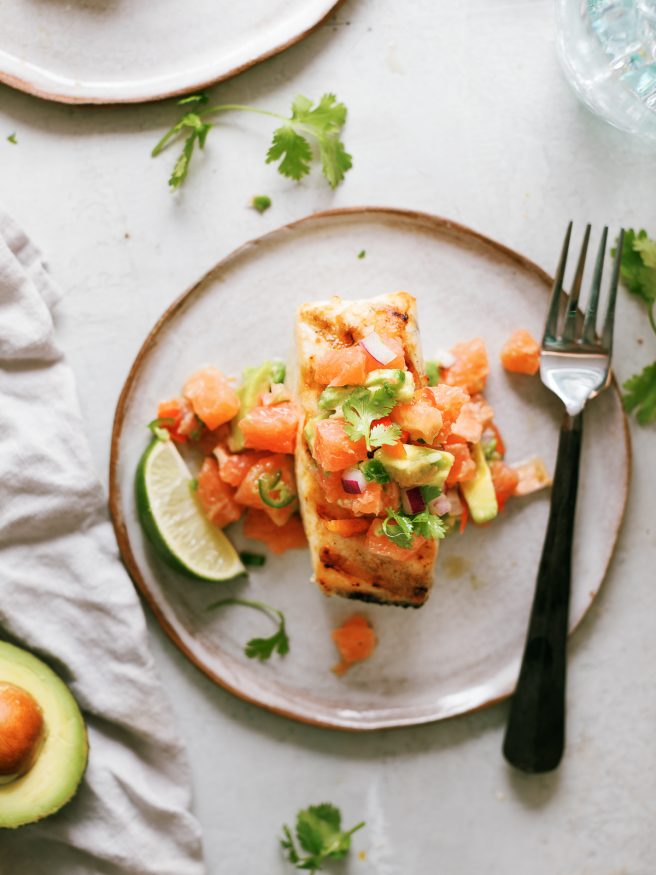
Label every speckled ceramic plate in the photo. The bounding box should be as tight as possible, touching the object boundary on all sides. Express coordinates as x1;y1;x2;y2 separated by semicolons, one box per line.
0;0;340;104
109;208;630;731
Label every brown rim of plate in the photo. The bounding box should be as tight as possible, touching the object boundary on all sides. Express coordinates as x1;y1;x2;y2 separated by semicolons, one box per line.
108;206;632;732
0;0;345;106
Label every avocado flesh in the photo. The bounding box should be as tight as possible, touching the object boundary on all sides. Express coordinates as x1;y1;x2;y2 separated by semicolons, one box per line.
228;360;285;452
365;369;415;401
0;641;88;829
376;444;454;489
461;442;499;524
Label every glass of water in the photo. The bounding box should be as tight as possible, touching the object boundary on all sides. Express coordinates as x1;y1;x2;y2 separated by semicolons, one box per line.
556;0;656;140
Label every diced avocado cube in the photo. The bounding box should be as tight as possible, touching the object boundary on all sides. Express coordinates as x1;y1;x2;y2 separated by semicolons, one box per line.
375;444;454;489
365;368;415;401
317;386;352;415
228;360;285;451
304;418;318;453
461;443;498;524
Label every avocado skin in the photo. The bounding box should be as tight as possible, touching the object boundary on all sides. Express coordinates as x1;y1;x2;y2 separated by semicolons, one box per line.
461;443;499;524
376;444;454;489
0;641;88;829
228;360;285;452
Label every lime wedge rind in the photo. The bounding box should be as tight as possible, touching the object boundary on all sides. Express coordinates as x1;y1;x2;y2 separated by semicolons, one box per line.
135;439;245;582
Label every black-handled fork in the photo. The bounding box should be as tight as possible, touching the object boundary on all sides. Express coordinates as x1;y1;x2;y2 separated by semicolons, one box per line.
502;222;624;773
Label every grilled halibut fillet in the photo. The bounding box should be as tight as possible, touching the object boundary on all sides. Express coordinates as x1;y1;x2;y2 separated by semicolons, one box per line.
295;292;438;608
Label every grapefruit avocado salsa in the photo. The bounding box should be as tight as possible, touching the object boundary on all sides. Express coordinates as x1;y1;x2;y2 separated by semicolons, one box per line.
135;292;549;604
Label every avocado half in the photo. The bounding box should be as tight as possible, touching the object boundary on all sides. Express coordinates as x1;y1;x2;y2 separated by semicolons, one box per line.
0;641;88;829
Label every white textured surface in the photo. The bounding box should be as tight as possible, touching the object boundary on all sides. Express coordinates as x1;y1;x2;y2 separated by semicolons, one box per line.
0;0;654;872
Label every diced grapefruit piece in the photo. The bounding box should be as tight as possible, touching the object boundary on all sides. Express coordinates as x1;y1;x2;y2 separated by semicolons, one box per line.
313;418;369;472
213;445;268;487
512;457;551;496
183;367;240;430
314;346;367;387
196;457;242;528
234;454;297;526
428;383;470;442
240;402;299;454
243;510;307;554
325;518;370;536
450;402;485;444
501;329;540;375
391;392;443;444
320;472;384;516
489;460;520;512
156;397;196;444
445;442;477;486
365;519;425;560
442;338;489;394
332;614;377;675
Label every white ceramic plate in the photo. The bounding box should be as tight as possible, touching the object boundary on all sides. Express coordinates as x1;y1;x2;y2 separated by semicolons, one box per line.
109;208;630;730
0;0;340;104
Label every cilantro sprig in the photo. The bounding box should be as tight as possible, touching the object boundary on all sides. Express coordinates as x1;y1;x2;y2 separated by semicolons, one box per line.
382;507;447;549
614;229;656;424
342;385;397;450
207;598;289;661
281;803;365;873
153;92;352;190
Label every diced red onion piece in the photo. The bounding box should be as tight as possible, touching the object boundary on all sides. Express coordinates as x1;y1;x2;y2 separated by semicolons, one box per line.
342;467;367;495
429;494;451;516
360;332;397;366
402;487;426;515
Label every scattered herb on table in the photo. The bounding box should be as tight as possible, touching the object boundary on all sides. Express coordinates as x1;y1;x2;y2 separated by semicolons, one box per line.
207;598;288;660
281;803;365;873
614;229;656;424
357;249;366;259
251;195;272;214
239;551;266;568
7;133;17;144
153;92;352;190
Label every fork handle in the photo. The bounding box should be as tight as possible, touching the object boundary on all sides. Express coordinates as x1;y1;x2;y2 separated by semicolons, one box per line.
502;410;583;773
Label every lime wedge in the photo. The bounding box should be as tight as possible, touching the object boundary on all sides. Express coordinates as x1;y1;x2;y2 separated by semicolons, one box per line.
135;438;244;581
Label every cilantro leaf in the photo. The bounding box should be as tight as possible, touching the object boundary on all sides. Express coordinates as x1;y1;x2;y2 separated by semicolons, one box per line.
614;229;656;423
357;249;366;259
381;507;447;549
615;228;656;315
369;422;402;448
361;459;391;483
381;508;415;549
152;107;213;189
623;361;656;424
281;803;365;873
207;598;289;661
342;386;396;449
411;510;448;540
7;133;17;144
154;92;352;191
266;126;312;180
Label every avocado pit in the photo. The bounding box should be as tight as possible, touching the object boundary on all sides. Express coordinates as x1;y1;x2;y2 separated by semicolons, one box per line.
0;682;45;785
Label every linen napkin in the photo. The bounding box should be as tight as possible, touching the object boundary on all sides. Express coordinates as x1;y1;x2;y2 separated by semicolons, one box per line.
0;211;206;875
